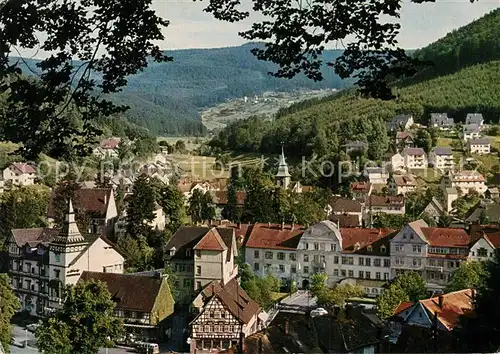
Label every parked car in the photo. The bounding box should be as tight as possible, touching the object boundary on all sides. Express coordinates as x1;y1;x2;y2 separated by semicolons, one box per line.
310;307;328;318
26;323;41;333
135;341;159;354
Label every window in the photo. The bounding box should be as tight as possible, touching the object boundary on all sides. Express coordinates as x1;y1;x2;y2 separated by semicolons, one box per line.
334;256;339;264
342;257;348;264
304;242;309;250
413;245;422;253
374;258;381;267
334;269;339;276
303;254;309;262
313;255;319;263
395;244;404;252
437;260;444;267
254;263;260;271
348;257;354;265
448;261;454;268
54;253;61;263
348;270;354;277
341;270;346;277
384;259;390;267
254;250;260;259
367;245;373;252
478;247;488;257
289;253;296;261
54;269;60;279
358;258;364;266
313;267;319;274
366;272;371;279
279;265;285;273
304;266;309;274
196;266;201;276
214;325;221;332
384;272;389;280
183;279;191;287
359;271;364;279
314;242;319;250
331;244;336;251
376;272;381;280
277;252;285;260
380;245;387;253
265;251;273;260
186;249;192;257
365;258;371;267
412;258;421;267
197;281;202;290
291;265;296;273
214;311;221;319
195;250;201;258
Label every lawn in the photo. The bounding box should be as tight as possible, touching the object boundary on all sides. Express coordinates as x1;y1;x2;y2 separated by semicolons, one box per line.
157;136;207;152
412;168;442;183
271;292;289;302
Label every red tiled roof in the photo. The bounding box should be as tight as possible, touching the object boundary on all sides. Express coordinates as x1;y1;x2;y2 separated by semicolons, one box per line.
212;222;251;244
194;228;227;251
396;131;413;140
213;190;246;205
329;214;360;228
394;301;414;315
402;147;426;156
421;227;470;247
340;228;395;252
365;195;404;207
301;186;313;193
10;162;36;175
244;223;305;250
420;289;475;331
392;174;417;186
470;224;500;247
10;228;59;247
351;182;371;193
329;197;362;213
79;271;167;313
47;188;112;219
100;138;121;149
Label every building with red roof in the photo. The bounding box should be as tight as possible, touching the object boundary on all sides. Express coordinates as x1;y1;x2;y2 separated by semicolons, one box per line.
3;162;37;186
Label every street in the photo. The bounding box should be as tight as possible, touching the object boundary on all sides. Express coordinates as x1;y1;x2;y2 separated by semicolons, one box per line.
281;290;317;308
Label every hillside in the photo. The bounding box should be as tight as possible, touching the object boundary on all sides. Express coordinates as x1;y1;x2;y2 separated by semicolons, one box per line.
209;8;500;159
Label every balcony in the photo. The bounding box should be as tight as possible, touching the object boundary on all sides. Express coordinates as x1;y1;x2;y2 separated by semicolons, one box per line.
425;265;444;272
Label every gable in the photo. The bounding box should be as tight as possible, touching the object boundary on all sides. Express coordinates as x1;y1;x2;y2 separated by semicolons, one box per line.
405;303;433;327
192;296;242;326
470;237;495;254
391;224;427;244
300;221;342;244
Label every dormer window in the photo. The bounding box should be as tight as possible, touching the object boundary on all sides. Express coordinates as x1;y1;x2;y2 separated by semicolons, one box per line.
380;245;386;253
169;247;176;256
367;245;373;252
195;250;201;258
186;249;192;257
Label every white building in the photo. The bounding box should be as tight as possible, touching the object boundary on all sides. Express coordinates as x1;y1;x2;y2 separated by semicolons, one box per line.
461;124;482;142
3;162;37;186
387;174;418;196
364;195;406;226
401;148;427;169
440;170;487;196
430;113;455;130
465;113;484;126
364;167;390;184
7;200;125;316
429;147;454;171
244;221;394;289
467;138;491;155
387;114;414;132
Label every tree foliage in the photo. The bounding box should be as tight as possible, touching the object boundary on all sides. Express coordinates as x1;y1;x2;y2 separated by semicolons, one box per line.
36;280;124;354
0;274;21;353
316;284;365;309
376;271;427;318
446;261;487;293
126;173;157;237
239;263;281;310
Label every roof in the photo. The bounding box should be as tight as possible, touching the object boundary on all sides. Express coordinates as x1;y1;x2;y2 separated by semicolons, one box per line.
396;131;413;140
432;147;453;156
47;188;112;219
340;228;395;253
470;224;500;247
402;147;426;157
463;124;481;133
193;228;228;251
421;227;470;247
244;223;305;250
343;140;368;148
330;214;361;228
465;201;500;223
10;227;59;247
9;162;37;174
419;289;475;331
351;182;371;193
448;170;486;182
199;278;261;324
394;301;414;314
330;197;362;213
100;137;121;149
468;138;490;145
365;195;404;207
165;226;235;260
79;271;166;312
212;190;246;205
466;113;484;122
391;174;417;186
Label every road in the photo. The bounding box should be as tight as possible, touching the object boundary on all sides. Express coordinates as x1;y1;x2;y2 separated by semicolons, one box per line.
281;290;317;308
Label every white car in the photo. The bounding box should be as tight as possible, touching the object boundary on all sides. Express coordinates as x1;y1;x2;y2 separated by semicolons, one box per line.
310;307;328;317
26;323;40;332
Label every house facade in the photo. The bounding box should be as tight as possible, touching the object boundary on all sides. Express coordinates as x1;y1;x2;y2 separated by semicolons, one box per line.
7;201;124;316
364;167;390;184
462;124;481;142
387;115;414;132
440;170;487;195
429;147;454;171
363;196;406;226
465;113;484;126
395;132;415;151
387;174;418;196
467;138;491;155
351;182;372;202
401;148;427;169
430;113;454;130
3;162;37;186
244;221;394;289
164;226;238;303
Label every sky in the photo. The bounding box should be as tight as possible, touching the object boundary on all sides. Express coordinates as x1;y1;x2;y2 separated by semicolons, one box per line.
16;0;500;59
154;0;500;50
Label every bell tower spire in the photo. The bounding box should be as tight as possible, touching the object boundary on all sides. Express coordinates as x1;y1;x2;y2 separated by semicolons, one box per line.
276;143;291;189
52;199;86;244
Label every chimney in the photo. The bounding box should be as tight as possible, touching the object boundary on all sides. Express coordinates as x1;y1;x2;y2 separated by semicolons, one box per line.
268;222;271;228
281;221;285;231
104;193;107;205
291;222;294;230
285;319;289;335
438;294;444;308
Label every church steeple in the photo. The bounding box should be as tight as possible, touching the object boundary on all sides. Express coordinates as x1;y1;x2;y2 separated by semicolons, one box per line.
276;144;291;189
52;199;86;244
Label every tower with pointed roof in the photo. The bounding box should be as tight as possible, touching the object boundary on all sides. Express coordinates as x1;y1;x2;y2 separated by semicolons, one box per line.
276;145;291;189
49;199;89;298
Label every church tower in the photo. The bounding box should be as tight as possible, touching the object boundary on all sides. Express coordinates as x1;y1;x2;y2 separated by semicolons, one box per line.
48;199;89;303
276;145;291;189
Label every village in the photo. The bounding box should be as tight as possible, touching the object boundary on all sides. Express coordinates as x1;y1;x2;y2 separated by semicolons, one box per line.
0;111;499;353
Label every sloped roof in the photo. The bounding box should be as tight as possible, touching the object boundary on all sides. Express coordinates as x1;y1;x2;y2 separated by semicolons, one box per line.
100;137;121;149
329;197;362;213
47;188;112;219
421;227;470;247
468;138;490;145
329;214;361;228
392;174;417;186
199;278;261;324
10;162;37;174
396;131;413;140
10;227;59;247
470;224;500;248
365;195;404;207
394;301;414;315
420;289;475;331
243;223;305;250
351;181;371;193
340;228;395;253
79;271;167;312
402;147;426;157
212;190;246;205
432;147;453;156
194;228;227;251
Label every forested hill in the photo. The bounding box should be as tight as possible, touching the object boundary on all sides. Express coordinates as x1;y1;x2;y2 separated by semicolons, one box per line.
209;8;500;162
116;43;347;135
13;43;348;136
